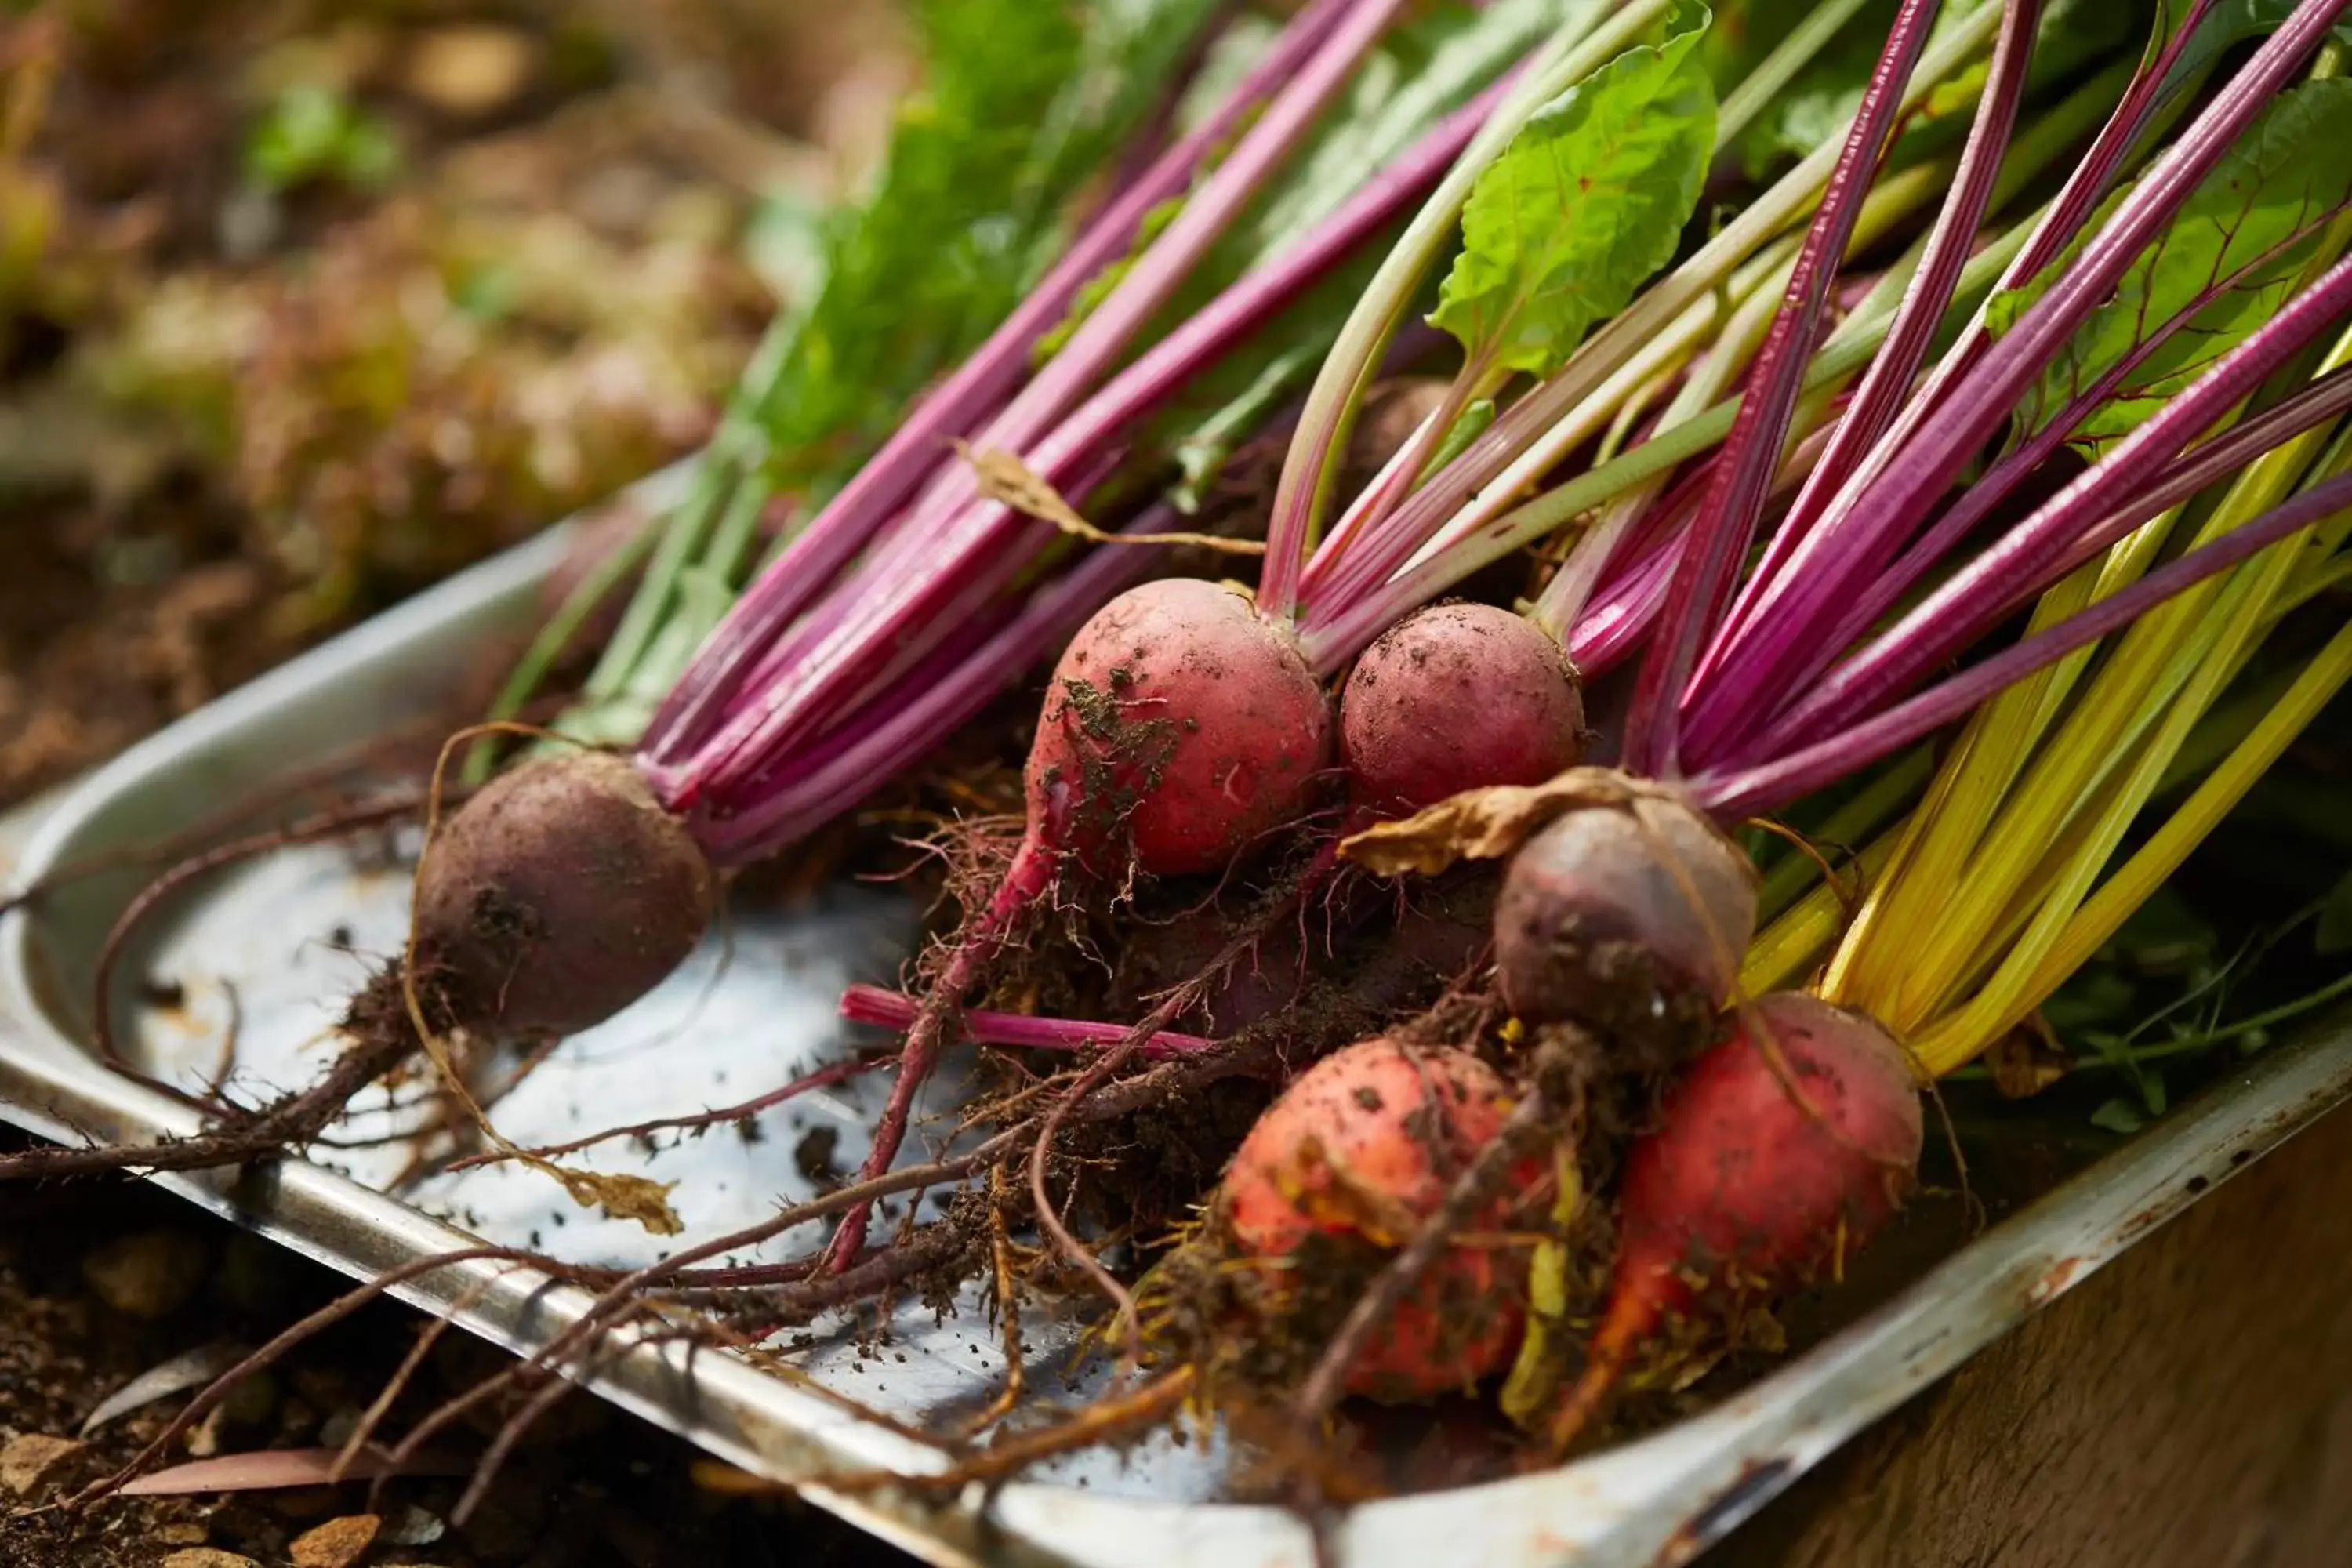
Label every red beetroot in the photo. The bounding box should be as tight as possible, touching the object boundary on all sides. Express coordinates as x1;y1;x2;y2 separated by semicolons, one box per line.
1548;992;1922;1450
830;577;1333;1265
1220;1036;1539;1403
1340;602;1585;821
1027;577;1333;874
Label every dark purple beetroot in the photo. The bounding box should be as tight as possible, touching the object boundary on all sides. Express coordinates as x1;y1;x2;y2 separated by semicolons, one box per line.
411;750;713;1038
1491;789;1756;1058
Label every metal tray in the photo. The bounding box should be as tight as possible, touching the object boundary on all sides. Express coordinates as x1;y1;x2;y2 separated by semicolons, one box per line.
4;517;2350;1568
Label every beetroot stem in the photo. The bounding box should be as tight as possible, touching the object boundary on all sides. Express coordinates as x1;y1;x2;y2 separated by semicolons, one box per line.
1695;461;2352;818
1617;0;1943;779
637;0;1359;766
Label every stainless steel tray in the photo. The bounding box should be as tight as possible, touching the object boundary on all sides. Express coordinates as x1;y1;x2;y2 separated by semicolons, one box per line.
4;517;2350;1568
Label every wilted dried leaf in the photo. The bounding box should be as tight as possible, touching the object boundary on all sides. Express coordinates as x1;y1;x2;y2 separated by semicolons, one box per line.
547;1164;684;1235
1339;767;1654;877
1987;1021;2070;1100
960;443;1265;557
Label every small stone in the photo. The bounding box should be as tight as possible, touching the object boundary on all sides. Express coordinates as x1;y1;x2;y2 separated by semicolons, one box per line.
402;26;537;117
155;1523;209;1546
2;1433;82;1495
381;1504;446;1548
82;1229;209;1318
161;1552;259;1568
292;1513;381;1568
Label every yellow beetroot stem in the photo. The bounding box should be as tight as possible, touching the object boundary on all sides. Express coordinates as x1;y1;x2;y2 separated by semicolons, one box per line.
1776;43;2352;1069
1782;314;2352;1074
1937;618;2352;1055
1911;619;2352;1071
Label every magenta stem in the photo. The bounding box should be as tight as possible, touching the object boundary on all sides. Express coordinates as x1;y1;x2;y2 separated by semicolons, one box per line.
1864;361;2352;679
1682;201;2352;768
2024;362;2352;591
636;0;1358;768
1697;0;2348;768
838;985;1216;1059
1744;247;2352;765
1618;0;1943;779
691;505;1171;865
1686;0;2041;719
1566;410;1847;675
1707;0;2222;674
1693;463;2352;819
652;42;1487;811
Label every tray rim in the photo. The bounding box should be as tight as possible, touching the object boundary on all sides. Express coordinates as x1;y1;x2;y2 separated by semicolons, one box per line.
2;524;2348;1568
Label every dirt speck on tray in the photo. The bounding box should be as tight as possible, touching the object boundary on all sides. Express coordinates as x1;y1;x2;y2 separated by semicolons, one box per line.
794;1124;844;1189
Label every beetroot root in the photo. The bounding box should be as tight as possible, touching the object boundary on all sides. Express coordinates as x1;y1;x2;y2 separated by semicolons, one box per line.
1219;1036;1538;1403
1340;602;1584;821
1548;993;1922;1452
1491;787;1756;1059
411;750;714;1039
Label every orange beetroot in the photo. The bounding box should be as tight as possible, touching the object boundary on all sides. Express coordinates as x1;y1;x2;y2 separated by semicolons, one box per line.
1220;1036;1541;1403
1549;992;1922;1449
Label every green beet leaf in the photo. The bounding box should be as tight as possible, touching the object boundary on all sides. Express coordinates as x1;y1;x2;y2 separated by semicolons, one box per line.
1428;9;1717;380
1145;0;1562;510
2001;78;2352;454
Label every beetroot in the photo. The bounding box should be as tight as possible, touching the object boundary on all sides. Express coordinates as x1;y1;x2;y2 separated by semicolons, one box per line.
1219;1036;1537;1402
1026;577;1332;875
829;577;1333;1263
1491;789;1757;1056
1549;992;1922;1449
1340;602;1584;821
410;751;714;1039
